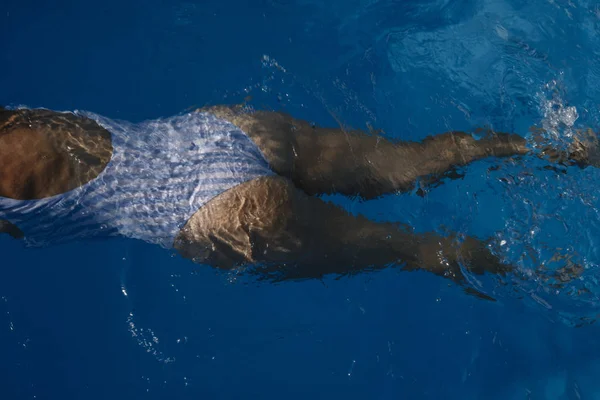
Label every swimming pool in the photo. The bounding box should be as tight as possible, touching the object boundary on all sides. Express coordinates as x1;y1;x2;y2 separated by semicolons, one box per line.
2;0;600;398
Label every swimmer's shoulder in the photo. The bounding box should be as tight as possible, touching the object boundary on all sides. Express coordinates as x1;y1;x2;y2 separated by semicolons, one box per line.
0;107;113;200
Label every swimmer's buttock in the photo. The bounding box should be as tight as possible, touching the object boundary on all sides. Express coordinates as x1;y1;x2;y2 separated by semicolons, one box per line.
0;110;274;248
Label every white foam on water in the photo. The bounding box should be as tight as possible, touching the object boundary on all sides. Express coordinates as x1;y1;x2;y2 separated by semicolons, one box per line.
537;79;579;144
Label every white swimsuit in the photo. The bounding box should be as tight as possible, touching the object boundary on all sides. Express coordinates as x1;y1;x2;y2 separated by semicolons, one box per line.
0;111;274;248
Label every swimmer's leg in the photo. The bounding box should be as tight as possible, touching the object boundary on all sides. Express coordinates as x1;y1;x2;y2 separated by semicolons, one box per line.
201;106;530;199
174;176;511;295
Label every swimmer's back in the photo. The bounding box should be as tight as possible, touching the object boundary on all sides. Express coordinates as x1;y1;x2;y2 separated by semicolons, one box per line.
0;108;273;247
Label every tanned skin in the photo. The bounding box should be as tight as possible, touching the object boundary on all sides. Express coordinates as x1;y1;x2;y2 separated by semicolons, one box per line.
1;105;595;296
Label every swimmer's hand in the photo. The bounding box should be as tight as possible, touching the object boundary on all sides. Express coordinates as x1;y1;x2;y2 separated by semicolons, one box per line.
0;220;24;239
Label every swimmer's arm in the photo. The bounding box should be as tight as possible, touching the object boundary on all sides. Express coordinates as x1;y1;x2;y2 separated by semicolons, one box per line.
200;106;530;199
0;220;23;239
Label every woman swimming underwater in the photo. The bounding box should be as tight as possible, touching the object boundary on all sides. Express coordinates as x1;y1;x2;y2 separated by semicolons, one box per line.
0;105;596;295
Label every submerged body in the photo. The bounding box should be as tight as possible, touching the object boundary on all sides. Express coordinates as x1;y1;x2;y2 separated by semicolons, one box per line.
0;110;272;247
0;105;594;294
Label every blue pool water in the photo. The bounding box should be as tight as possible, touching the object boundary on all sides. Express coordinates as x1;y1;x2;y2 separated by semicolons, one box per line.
2;0;600;398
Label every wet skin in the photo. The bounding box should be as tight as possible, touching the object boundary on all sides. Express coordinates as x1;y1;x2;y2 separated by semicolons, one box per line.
1;105;595;297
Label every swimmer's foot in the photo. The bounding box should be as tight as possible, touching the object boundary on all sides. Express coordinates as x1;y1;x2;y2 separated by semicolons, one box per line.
531;127;600;168
409;234;513;300
567;129;600;167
